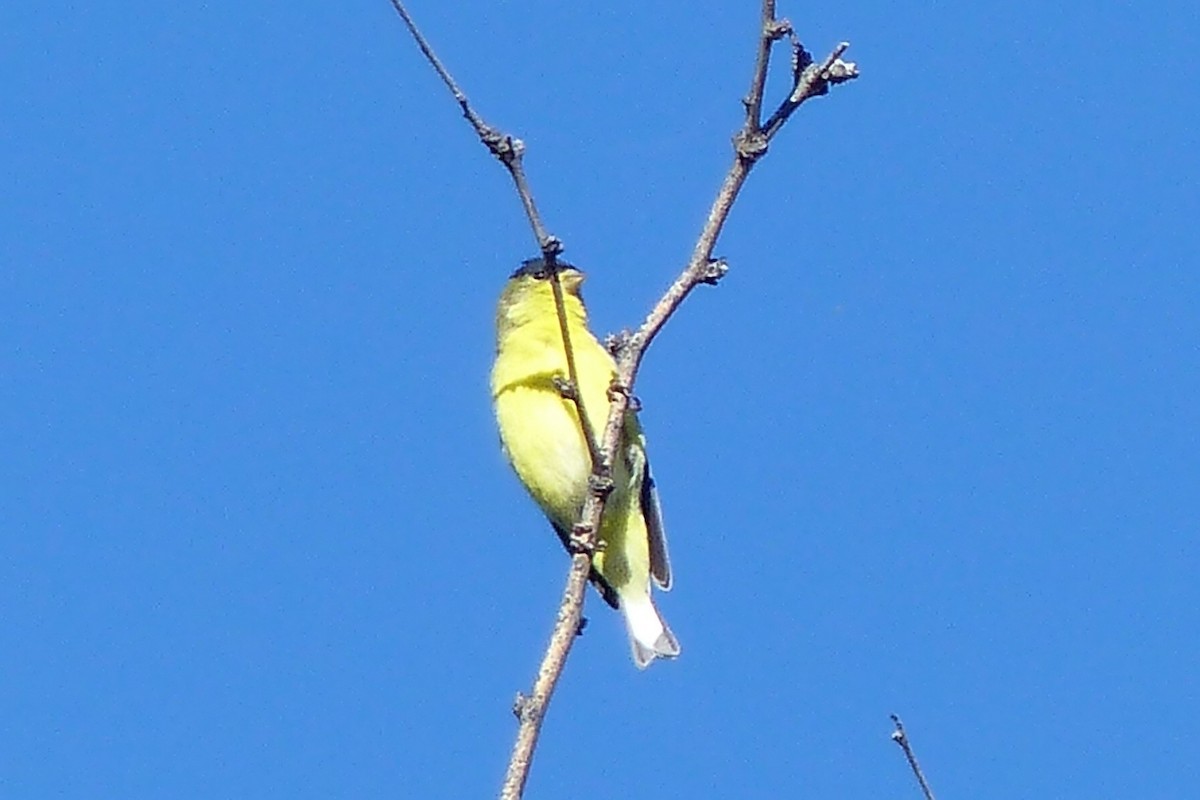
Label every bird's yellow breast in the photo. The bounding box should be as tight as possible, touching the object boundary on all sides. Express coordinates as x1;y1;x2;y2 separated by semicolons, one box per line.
493;380;593;529
490;270;652;597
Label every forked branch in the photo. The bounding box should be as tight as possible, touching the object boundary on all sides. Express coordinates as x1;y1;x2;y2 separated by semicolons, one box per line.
387;3;856;799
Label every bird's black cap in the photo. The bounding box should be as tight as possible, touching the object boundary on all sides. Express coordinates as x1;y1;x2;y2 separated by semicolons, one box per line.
510;257;578;280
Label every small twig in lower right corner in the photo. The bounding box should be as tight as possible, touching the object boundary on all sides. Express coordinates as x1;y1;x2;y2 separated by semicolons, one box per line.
890;714;936;800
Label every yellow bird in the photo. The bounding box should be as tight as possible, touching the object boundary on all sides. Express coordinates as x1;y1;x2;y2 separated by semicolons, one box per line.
491;258;679;668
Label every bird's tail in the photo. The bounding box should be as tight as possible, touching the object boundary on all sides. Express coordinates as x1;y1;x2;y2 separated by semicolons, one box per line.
620;590;680;669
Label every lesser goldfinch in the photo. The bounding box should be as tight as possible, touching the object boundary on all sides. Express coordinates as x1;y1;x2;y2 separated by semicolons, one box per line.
491;258;679;668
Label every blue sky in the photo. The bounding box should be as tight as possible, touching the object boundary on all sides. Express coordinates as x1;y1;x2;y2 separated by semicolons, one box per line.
3;1;1198;797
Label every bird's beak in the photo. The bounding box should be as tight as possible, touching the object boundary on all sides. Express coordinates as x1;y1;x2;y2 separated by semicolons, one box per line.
561;270;585;292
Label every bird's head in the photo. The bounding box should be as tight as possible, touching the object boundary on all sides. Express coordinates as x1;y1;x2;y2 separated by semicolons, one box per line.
496;258;588;332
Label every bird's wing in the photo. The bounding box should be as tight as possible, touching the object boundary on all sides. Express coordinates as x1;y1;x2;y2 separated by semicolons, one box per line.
641;465;673;591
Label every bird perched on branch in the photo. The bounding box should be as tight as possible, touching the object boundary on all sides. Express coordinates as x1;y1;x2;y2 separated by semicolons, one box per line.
490;258;679;668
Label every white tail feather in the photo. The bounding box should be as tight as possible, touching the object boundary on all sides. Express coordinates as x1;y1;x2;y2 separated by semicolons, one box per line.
620;591;680;669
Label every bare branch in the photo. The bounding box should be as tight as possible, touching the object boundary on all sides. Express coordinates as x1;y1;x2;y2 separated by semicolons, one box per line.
626;39;855;372
742;1;785;129
547;268;603;469
762;41;858;140
390;3;857;799
891;714;937;800
388;9;604;798
385;0;564;262
508;24;858;800
388;1;597;464
500;559;592;800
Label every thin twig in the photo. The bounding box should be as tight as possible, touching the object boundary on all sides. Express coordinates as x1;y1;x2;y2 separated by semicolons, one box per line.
385;1;569;262
390;3;856;798
387;6;602;799
387;1;598;468
548;269;603;470
622;35;856;373
890;714;937;800
386;0;473;126
499;554;592;800
742;0;780;128
761;41;856;140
